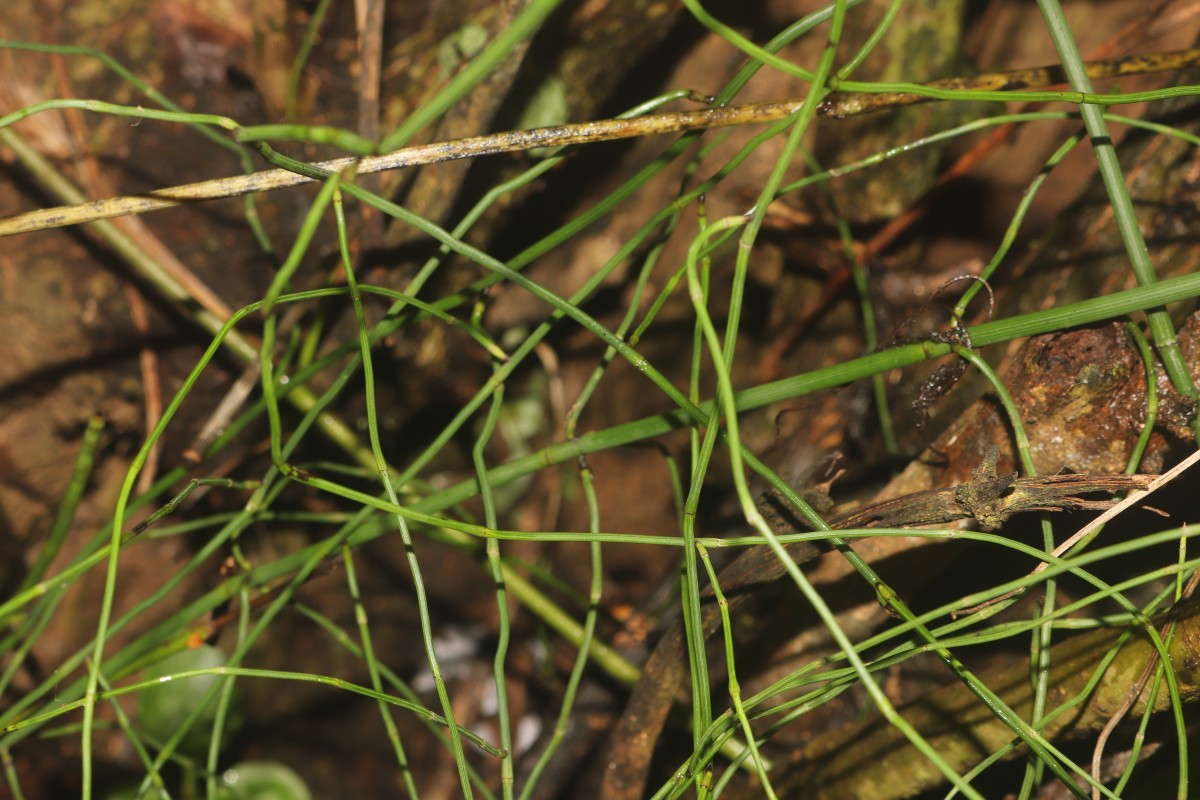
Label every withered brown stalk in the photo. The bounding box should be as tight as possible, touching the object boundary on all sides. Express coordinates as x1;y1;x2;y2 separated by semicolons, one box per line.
2;47;1199;237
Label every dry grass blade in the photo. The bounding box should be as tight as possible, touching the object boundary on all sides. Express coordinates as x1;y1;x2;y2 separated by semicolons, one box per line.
1037;448;1200;572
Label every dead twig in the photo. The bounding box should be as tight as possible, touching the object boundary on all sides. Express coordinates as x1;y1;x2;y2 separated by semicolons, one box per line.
182;363;262;465
4;49;1200;237
960;448;1200;615
353;0;384;248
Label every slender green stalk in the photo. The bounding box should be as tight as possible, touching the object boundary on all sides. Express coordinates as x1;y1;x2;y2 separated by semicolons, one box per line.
1111;660;1168;796
475;380;514;798
748;538;1192;708
285;0;334;122
19;415;103;590
952;346;1060;798
68;292;344;790
954;129;1085;319
321;178;473;795
12;667;502;753
410;89;695;304
59;268;1187;582
0;591;61;703
10;10;1200;795
205;590;251;798
682;199;717;750
672;9;1200;110
0;39;278;252
380;0;564;151
0;98;237;131
798;145;897;452
518;461;604;800
1124;324;1159;474
13;71;1200;237
344;544;418;791
0;747;25;800
0;260;1181;615
1035;0;1200;441
679;5;983;797
697;544;776;797
258;171;343;472
294;602;495;798
95;670;167;799
128;478;261;536
131;453;405;792
239;122;379;153
333;189;419;793
1169;549;1192;800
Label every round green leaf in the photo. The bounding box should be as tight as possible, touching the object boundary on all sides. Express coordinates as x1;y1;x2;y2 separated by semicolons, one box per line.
217;761;312;800
137;645;242;757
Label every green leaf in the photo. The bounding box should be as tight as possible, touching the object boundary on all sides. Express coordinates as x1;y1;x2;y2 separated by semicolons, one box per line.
217;761;312;800
137;645;243;758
